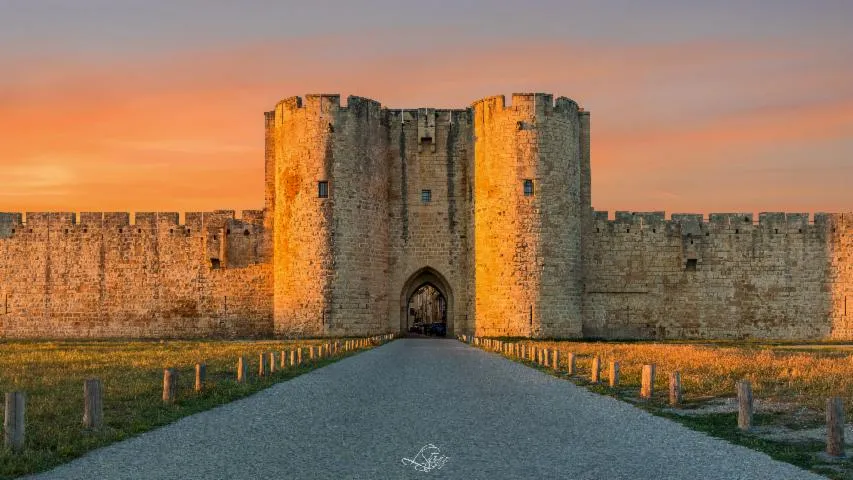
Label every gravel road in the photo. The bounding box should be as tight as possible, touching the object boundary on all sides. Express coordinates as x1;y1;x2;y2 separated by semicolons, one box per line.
32;338;824;479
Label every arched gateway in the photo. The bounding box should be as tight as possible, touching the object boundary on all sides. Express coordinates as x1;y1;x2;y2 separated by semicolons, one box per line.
400;267;453;337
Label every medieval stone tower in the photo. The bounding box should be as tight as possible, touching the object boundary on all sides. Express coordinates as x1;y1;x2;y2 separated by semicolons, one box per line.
265;93;590;338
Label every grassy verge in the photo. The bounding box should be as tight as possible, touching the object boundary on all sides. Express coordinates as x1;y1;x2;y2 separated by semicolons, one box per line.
476;338;853;479
0;338;379;479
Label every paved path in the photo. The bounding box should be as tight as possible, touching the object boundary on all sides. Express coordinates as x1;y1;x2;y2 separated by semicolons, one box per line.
33;339;824;480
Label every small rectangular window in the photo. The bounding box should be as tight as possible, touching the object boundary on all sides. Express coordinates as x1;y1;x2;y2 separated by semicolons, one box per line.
686;259;697;271
523;179;534;196
421;189;431;203
318;181;328;198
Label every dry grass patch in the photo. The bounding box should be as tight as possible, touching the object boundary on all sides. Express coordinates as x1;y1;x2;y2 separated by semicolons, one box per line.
528;341;853;413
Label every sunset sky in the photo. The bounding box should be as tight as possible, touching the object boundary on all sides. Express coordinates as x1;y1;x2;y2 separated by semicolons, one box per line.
1;1;851;217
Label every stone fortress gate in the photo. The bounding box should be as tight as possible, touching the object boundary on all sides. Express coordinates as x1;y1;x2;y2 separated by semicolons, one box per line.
0;93;850;340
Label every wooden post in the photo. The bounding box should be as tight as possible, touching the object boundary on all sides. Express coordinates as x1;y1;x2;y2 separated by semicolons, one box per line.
82;378;103;429
737;379;753;431
163;368;177;404
608;361;619;387
3;392;25;452
669;372;682;406
309;346;316;361
641;364;655;399
280;350;287;369
543;348;550;368
237;356;247;383
591;357;601;383
553;350;560;371
297;348;303;365
194;364;206;392
268;352;276;373
566;353;576;375
827;397;845;458
290;350;296;367
259;353;267;377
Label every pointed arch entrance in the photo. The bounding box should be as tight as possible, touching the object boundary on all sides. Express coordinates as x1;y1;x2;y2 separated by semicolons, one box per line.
400;267;453;337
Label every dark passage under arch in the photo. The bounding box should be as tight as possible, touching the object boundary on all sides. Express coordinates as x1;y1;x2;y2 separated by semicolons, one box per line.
399;267;453;337
406;283;447;336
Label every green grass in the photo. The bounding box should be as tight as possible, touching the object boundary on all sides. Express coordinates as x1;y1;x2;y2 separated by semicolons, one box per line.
0;338;378;479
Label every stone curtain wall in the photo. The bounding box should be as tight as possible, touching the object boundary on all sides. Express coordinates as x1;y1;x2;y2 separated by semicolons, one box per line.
0;211;272;338
471;94;584;338
582;211;853;340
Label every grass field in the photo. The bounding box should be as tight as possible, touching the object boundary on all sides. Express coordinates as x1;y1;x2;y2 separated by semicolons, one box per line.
527;340;853;413
0;338;371;479
483;338;853;480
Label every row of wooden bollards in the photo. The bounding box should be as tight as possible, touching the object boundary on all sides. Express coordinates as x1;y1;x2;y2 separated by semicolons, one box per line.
2;333;395;453
458;335;847;459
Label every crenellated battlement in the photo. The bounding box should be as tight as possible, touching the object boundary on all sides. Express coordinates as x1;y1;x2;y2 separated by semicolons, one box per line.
273;94;384;123
471;93;583;119
0;209;266;239
591;211;853;235
384;108;471;127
